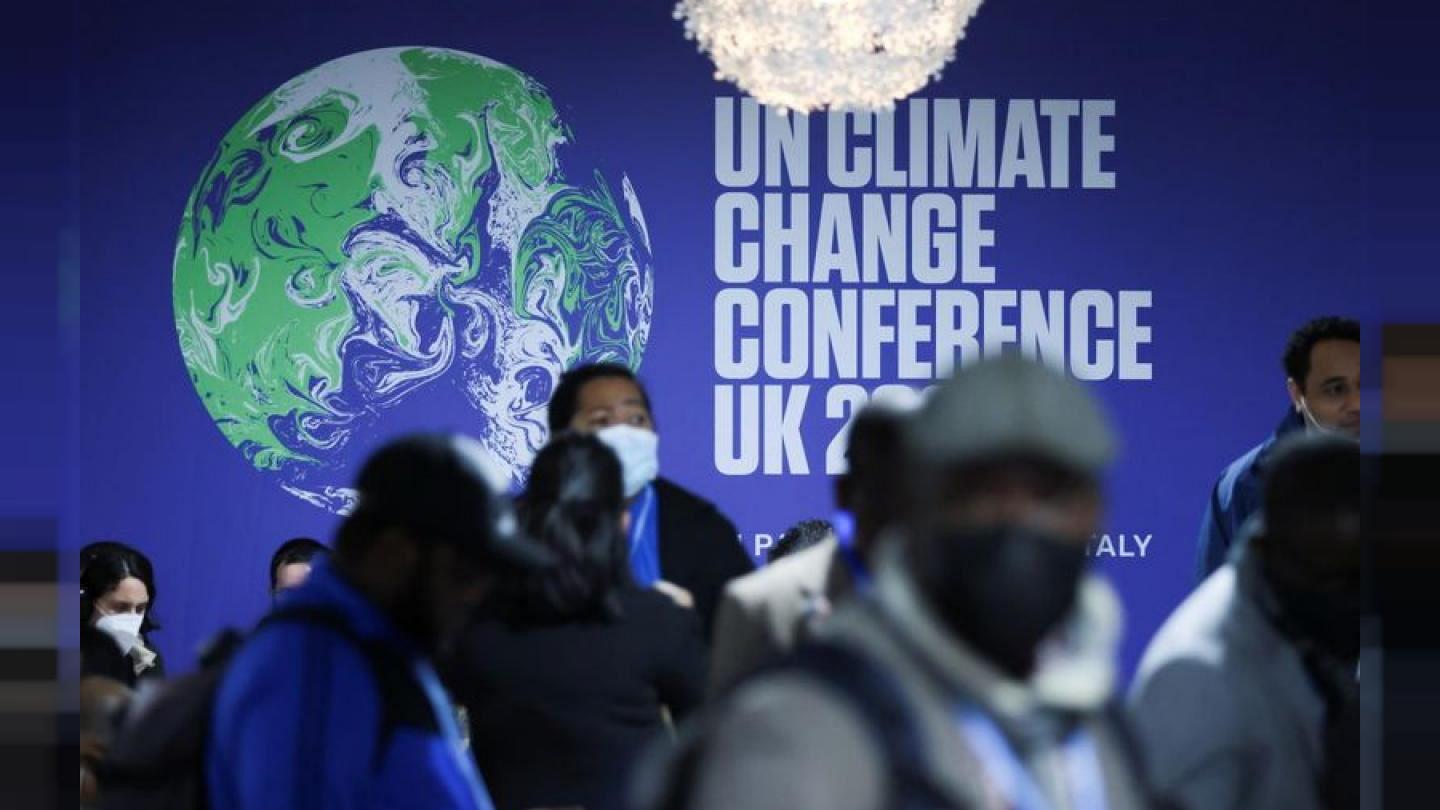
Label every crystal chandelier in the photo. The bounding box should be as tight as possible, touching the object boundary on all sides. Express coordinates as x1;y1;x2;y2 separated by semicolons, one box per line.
674;0;986;112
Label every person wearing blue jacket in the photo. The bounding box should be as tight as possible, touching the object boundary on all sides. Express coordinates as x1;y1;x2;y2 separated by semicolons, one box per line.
1194;317;1359;581
206;433;553;810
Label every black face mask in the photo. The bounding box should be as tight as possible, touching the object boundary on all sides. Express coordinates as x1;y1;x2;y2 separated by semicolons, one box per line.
915;525;1089;679
1266;572;1361;665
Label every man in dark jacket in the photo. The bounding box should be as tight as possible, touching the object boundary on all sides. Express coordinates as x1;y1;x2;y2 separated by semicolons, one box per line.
673;357;1151;810
546;363;753;636
1195;316;1359;580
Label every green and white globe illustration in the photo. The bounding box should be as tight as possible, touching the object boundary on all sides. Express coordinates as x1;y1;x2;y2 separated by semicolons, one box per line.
173;47;654;511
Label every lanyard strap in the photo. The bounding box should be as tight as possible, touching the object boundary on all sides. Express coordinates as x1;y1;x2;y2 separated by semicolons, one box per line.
830;511;873;592
627;484;662;587
411;658;494;809
955;708;1110;810
631;484;656;555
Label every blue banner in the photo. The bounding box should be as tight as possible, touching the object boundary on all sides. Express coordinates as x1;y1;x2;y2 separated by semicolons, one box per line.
48;0;1404;676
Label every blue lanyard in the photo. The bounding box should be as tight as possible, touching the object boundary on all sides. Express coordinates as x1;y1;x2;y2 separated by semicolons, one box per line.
413;659;494;809
954;708;1110;810
632;484;656;553
627;484;661;587
830;511;873;592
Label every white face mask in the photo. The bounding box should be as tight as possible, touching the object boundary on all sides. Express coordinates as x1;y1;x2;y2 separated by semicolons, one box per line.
596;424;660;498
1299;397;1358;442
95;612;145;656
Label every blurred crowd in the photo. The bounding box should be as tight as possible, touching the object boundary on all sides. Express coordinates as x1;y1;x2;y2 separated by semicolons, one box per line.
79;316;1361;810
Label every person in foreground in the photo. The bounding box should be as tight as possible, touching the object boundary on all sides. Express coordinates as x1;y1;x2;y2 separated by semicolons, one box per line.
665;356;1149;810
205;433;553;810
1131;434;1360;810
449;432;707;810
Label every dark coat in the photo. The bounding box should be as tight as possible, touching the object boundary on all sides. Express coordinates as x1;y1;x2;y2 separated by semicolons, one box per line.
451;586;707;810
80;624;165;688
80;624;133;684
654;477;754;638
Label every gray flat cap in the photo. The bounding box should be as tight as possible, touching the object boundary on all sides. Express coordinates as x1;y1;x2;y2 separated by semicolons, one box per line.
907;356;1117;473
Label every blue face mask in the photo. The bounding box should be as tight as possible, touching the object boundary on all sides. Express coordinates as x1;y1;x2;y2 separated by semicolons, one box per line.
595;425;659;498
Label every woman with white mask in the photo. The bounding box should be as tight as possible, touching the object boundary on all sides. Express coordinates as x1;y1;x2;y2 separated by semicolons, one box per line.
80;542;165;686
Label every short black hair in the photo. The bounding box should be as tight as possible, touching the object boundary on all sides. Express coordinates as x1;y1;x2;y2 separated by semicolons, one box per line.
769;519;834;563
1283;316;1359;387
269;537;328;590
546;362;652;433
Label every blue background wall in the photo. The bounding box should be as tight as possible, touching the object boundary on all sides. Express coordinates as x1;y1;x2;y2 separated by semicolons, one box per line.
32;0;1420;675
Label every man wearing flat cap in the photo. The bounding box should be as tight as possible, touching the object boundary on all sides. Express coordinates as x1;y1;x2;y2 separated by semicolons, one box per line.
667;357;1151;810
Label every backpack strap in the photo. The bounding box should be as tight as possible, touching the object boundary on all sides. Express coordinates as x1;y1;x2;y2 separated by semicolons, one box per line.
780;642;956;810
1097;700;1185;810
259;606;441;771
636;641;952;810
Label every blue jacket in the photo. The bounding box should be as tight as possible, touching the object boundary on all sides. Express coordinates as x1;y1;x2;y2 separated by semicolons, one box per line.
206;562;494;810
1194;410;1305;582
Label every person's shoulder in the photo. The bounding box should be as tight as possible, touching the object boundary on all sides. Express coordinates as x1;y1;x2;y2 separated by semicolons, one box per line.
81;624;132;682
1127;651;1247;786
655;478;729;522
724;666;876;729
620;584;680;615
210;618;388;776
622;586;704;630
222;613;379;701
1215;436;1273;494
1216;412;1303;492
655;478;751;566
1127;583;1266;762
728;539;837;606
692;668;887;810
1133;567;1242;692
656;475;743;533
